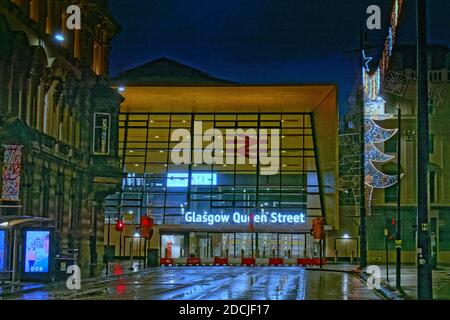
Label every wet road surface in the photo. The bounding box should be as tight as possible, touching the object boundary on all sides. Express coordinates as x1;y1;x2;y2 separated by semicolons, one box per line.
4;267;383;300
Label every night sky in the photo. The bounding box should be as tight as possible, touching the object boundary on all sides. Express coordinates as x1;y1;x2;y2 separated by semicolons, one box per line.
109;0;450;114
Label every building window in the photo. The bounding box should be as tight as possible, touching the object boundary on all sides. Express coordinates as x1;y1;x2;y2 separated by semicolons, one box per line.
29;0;39;22
92;39;104;75
55;172;64;229
93;113;111;155
45;3;52;34
60;9;68;48
73;30;81;59
429;171;436;203
384;185;397;203
385;138;397;153
429;97;434;114
12;0;24;7
429;134;434;154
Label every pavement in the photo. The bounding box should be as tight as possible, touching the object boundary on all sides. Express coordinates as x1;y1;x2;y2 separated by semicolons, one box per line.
0;260;143;296
1;263;383;300
2;261;449;300
310;263;450;300
372;265;450;300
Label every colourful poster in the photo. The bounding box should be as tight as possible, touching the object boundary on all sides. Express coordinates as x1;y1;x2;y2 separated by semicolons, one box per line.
2;145;22;201
24;231;50;273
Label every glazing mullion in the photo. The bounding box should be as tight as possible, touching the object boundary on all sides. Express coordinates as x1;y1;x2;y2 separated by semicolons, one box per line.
279;117;283;208
187;113;194;212
256;113;261;210
232;117;237;207
141;114;150;221
303;115;306;213
210;114;216;209
119;113;130;222
162;114;172;224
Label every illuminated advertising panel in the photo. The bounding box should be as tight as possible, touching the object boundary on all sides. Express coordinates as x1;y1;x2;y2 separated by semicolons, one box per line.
24;230;50;273
0;230;5;272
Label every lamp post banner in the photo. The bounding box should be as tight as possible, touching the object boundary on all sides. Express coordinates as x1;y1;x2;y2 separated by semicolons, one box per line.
2;145;23;201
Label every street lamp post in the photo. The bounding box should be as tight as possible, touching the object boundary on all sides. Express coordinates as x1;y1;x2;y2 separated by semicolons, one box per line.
358;26;367;270
396;107;402;290
416;0;433;300
106;216;111;276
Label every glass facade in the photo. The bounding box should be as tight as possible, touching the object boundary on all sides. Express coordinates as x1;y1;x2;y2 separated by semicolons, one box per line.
160;232;309;259
106;113;322;227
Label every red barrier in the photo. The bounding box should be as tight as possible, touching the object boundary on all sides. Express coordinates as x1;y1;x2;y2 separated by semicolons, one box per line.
269;258;284;266
160;258;174;266
297;258;310;266
187;257;201;266
311;258;327;266
297;258;327;266
214;257;228;266
241;258;255;266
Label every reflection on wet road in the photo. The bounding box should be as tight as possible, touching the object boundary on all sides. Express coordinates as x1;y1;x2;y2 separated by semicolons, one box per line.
5;266;383;300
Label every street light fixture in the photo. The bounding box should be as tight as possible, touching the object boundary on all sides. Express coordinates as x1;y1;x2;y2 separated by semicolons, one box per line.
54;33;65;42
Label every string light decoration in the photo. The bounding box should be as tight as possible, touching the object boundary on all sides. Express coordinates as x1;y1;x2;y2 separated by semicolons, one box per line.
362;0;404;213
383;71;410;96
364;96;387;120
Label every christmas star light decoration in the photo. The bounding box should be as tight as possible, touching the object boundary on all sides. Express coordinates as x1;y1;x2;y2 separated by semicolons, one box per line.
362;50;373;72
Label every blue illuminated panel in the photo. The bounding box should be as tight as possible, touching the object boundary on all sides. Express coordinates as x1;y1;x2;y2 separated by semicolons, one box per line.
0;230;5;271
167;173;217;187
24;230;50;273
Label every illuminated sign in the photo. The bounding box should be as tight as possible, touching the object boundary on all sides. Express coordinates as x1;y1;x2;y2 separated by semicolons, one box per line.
0;230;5;271
184;211;306;226
167;173;217;187
24;230;50;273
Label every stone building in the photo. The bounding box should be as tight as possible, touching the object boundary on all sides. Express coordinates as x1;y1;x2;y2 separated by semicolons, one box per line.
0;0;122;272
340;45;450;265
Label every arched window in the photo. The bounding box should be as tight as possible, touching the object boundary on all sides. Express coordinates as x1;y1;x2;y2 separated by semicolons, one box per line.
41;166;50;217
10;43;30;121
29;0;40;22
43;80;58;135
55;171;64;230
21;168;33;215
